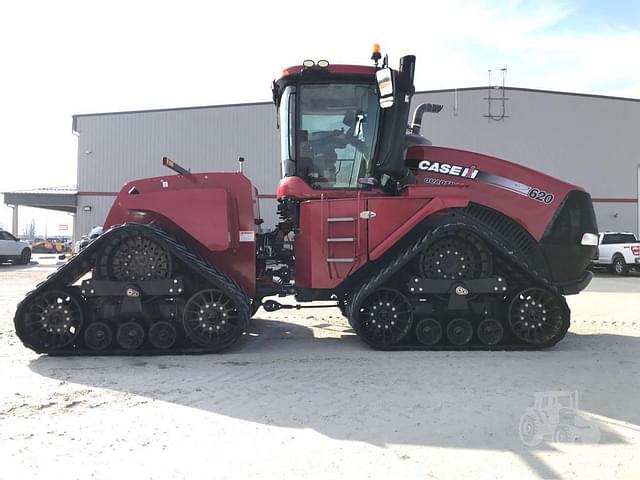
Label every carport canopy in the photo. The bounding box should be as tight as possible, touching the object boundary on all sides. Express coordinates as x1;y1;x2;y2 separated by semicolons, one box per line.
2;186;77;234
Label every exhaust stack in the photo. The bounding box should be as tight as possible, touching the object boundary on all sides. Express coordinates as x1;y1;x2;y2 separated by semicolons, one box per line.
411;103;443;135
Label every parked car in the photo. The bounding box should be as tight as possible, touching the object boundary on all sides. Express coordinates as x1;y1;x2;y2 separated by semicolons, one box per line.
0;229;32;264
73;226;103;254
590;232;640;275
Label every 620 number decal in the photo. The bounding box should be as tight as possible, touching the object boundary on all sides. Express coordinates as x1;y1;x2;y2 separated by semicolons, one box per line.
528;188;554;204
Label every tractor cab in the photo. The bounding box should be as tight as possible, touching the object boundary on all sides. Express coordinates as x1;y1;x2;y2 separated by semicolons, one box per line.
272;49;418;198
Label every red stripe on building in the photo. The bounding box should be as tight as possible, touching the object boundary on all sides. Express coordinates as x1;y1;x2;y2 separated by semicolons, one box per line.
75;192;639;203
592;198;637;203
77;191;279;199
77;192;118;196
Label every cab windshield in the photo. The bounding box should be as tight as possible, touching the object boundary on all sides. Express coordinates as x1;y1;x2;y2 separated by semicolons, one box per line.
279;83;381;189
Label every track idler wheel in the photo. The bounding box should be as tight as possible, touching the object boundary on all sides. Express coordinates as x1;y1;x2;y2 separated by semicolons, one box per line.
148;321;177;350
446;318;473;346
353;288;413;348
116;321;145;350
17;290;83;351
84;322;113;351
183;289;245;351
98;232;172;282
415;318;442;345
507;287;569;346
477;318;504;345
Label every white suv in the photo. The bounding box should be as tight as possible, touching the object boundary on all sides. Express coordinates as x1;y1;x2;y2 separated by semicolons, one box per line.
0;230;32;265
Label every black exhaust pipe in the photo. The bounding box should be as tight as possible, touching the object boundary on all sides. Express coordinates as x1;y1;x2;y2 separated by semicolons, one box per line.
411;103;443;134
374;55;417;186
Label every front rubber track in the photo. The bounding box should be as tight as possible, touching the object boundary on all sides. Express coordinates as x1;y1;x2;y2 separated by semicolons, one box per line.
13;223;251;356
348;218;571;351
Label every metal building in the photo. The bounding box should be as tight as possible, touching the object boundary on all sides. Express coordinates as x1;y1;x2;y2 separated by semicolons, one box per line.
8;86;638;239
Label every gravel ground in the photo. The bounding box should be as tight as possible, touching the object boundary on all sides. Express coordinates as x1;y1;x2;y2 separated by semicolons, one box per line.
0;259;638;480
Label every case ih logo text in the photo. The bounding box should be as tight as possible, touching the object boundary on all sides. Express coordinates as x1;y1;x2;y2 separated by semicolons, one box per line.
417;160;480;179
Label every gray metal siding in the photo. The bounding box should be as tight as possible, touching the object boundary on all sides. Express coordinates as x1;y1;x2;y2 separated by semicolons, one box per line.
413;89;639;198
411;88;639;233
76;103;279;194
74;88;639;236
75;103;281;237
75;195;119;239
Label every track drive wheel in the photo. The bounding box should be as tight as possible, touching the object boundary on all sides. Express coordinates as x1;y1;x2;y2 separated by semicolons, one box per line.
16;289;83;352
507;287;569;346
97;232;172;281
183;288;246;351
418;230;492;280
353;288;413;348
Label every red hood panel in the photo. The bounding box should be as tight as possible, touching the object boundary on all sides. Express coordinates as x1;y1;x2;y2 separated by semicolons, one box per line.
406;146;584;240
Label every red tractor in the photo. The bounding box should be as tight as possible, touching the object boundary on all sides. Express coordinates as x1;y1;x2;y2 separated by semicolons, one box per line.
15;48;598;354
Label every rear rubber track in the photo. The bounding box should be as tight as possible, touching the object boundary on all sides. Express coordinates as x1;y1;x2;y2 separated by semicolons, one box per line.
14;223;251;356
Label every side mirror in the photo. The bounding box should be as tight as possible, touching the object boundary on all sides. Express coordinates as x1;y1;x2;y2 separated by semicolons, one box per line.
376;68;394;108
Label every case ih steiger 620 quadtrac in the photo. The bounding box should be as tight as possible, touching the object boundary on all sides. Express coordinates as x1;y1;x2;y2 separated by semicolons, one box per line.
15;47;598;355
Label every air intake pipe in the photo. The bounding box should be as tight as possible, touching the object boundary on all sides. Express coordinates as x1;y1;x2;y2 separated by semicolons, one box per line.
410;103;443;134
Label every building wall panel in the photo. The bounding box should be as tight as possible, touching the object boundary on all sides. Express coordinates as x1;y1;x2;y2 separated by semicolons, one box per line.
74;89;639;236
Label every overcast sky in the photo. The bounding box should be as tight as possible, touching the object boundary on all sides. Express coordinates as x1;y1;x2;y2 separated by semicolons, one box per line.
1;0;639;235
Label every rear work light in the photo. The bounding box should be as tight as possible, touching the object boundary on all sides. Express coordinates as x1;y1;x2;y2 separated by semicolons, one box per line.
580;233;599;246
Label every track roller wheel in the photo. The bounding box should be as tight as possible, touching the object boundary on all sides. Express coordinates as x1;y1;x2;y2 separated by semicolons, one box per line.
84;322;113;351
116;321;145;350
477;318;504;345
98;233;172;282
507;287;568;346
415;318;443;345
17;290;83;351
353;288;413;348
148;321;177;350
183;289;244;351
418;230;492;281
446;318;473;346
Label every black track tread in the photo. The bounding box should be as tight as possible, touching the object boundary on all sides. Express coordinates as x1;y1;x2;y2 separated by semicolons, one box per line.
14;223;250;356
348;214;571;351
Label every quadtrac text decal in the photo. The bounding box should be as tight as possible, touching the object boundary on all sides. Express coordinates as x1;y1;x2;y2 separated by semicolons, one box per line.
408;159;555;204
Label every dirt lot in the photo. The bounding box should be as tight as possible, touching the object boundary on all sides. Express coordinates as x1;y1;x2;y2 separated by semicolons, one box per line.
1;260;639;480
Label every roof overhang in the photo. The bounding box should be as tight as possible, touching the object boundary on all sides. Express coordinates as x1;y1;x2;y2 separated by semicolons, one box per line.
2;186;78;213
